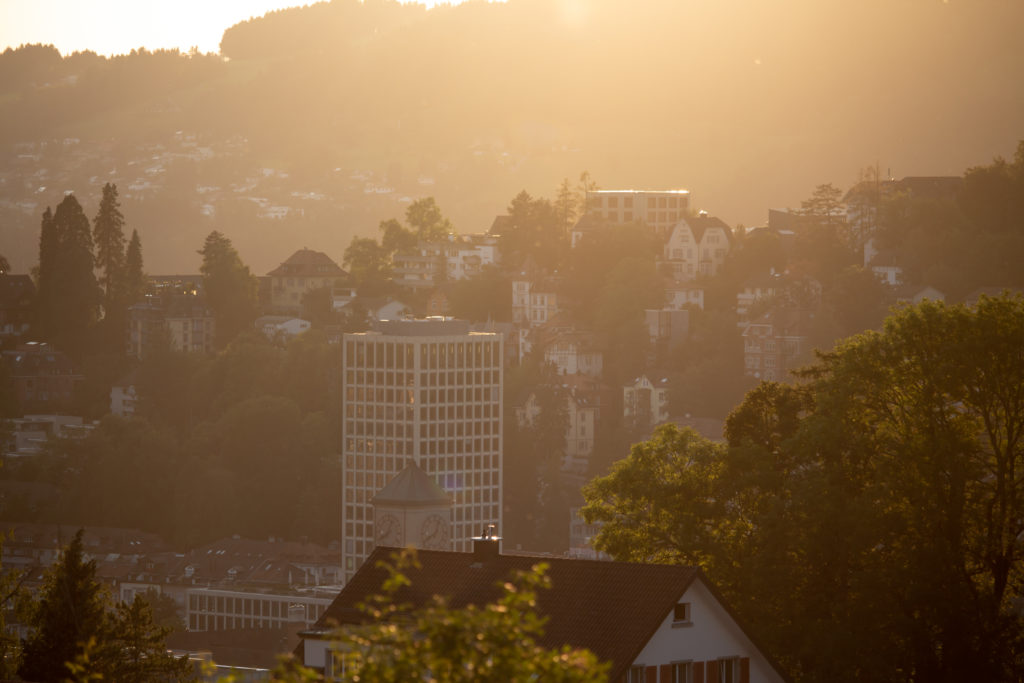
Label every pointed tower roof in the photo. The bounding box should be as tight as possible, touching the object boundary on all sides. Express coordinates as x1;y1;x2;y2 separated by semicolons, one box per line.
372;463;450;508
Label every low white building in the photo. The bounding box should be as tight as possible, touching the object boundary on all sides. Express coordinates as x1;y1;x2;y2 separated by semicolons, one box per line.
255;315;312;342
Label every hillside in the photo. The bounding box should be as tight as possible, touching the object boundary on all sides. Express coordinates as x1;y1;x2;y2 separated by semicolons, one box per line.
1;0;1021;274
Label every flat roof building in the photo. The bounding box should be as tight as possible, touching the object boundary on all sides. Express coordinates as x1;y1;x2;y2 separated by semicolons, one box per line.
341;319;503;582
585;189;691;232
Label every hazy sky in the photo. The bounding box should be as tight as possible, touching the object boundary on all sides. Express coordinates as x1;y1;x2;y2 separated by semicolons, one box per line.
0;0;471;57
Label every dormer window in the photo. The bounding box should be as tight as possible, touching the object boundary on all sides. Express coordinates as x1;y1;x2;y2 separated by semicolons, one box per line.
672;601;692;625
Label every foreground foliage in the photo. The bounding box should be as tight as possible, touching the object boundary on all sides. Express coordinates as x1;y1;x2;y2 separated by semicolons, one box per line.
583;294;1024;683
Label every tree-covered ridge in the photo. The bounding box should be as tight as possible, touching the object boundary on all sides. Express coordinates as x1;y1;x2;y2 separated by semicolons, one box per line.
1;0;1020;261
582;293;1024;682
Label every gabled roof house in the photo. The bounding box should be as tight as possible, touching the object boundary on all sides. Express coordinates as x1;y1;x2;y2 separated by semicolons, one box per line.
299;538;789;683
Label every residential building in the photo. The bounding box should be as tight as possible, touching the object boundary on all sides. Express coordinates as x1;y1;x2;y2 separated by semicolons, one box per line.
658;213;732;280
392;235;500;291
4;415;87;456
341;319;503;582
110;372;137;417
742;310;811;382
127;295;215;359
0;274;34;339
895;284;945;305
299;536;789;683
736;274;781;322
512;278;561;327
644;308;689;347
2;342;81;415
868;248;903;286
267;248;347;314
585;189;691;233
543;332;603;377
665;283;705;311
623;376;670;429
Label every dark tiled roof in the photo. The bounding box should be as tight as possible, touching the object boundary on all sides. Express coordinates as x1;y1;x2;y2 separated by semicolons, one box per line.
688;214;732;243
315;546;699;679
488;214;512;235
267;248;346;278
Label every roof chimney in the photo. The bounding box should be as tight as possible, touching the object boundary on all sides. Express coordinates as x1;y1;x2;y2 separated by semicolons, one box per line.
472;524;501;564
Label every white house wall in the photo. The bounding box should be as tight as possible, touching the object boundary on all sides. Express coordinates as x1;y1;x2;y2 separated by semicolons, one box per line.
630;578;785;683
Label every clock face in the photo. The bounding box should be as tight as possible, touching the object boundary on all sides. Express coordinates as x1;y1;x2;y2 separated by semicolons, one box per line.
420;514;450;550
376;513;403;547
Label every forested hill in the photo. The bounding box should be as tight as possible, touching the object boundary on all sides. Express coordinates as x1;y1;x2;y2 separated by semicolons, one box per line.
1;0;1021;273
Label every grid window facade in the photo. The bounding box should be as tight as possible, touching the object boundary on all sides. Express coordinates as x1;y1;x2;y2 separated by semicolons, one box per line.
342;325;503;582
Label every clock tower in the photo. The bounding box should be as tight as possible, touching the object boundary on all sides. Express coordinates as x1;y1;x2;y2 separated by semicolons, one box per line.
372;462;452;552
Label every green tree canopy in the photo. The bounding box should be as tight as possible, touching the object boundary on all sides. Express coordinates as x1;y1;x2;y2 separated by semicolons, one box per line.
582;294;1024;682
343;236;393;296
198;230;258;348
405;196;453;241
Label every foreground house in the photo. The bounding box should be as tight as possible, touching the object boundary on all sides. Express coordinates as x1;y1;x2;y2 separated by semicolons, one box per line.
299;537;788;682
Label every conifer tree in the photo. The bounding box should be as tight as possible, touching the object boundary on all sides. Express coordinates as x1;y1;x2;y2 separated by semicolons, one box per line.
123;228;146;305
92;182;126;307
19;530;107;683
32;206;58;339
33;195;101;357
101;596;193;683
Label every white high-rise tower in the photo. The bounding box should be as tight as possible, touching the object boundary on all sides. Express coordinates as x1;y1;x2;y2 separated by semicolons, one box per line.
341;319;503;582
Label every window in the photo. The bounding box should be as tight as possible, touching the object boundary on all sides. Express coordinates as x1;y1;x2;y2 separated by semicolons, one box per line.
626;665;645;683
719;657;741;683
671;662;694;683
673;601;691;624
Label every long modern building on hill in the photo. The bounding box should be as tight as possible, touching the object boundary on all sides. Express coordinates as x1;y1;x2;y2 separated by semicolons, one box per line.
340;318;503;583
585;189;691;231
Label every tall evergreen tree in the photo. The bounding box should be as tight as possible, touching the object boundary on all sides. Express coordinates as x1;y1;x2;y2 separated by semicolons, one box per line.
198;230;258;348
33;195;101;357
123;228;146;306
19;530;107;683
92;182;126;306
32;206;58;339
